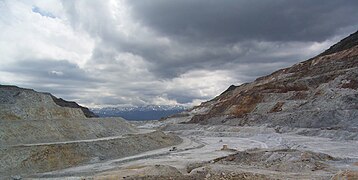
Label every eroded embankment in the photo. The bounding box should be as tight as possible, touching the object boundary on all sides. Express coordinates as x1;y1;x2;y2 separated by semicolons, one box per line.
0;118;138;146
0;131;182;178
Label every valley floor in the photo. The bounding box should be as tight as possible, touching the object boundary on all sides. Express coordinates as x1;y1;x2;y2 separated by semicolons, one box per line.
26;122;358;179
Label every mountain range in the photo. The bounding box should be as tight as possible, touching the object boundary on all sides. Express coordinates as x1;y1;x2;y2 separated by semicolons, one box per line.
91;105;186;120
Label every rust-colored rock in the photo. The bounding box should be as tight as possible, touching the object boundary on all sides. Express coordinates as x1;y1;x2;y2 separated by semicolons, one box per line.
269;102;285;113
184;31;358;132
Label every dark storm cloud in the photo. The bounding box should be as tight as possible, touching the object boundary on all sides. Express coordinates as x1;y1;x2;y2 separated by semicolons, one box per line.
65;0;358;80
0;59;101;102
3;0;358;107
148;40;312;79
3;59;94;83
58;0;358;107
127;0;358;43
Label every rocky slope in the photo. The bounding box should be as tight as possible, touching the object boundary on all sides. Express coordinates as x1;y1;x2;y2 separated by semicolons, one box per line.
0;85;182;178
0;131;181;177
180;31;358;133
0;117;138;146
0;85;97;120
51;95;98;118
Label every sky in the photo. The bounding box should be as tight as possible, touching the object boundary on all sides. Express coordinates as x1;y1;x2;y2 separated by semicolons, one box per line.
1;0;358;108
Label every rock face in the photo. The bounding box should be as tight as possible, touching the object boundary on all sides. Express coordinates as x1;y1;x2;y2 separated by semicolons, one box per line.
184;31;358;132
0;117;138;146
214;148;336;173
51;95;98;118
0;85;182;178
0;131;182;176
0;85;97;120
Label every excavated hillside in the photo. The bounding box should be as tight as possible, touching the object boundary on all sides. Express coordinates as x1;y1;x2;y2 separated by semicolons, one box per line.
0;85;139;145
0;85;182;178
0;85;97;120
184;31;358;133
0;131;181;177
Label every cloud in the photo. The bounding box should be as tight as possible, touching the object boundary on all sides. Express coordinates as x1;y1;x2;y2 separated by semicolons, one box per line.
50;70;64;76
32;6;56;18
0;1;94;68
0;0;357;107
127;0;358;42
0;59;101;103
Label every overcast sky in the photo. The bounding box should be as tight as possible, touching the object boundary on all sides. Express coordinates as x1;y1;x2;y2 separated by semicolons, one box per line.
1;0;358;107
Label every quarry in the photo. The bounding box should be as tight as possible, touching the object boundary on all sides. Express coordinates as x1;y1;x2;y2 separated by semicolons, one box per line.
1;31;358;179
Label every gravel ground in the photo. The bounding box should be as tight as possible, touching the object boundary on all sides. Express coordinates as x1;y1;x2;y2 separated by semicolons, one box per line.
22;123;358;179
0;131;182;179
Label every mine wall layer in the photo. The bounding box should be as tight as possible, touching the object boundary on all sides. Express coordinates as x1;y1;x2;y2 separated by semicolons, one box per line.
0;131;182;177
0;118;138;146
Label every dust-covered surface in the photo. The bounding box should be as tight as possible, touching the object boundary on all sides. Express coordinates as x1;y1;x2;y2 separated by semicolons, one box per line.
0;130;182;179
332;170;358;180
0;85;184;179
214;148;336;173
0;117;138;146
24;123;358;180
0;85;87;120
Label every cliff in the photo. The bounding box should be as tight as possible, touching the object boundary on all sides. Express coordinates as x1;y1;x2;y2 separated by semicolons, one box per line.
0;85;97;120
182;31;358;132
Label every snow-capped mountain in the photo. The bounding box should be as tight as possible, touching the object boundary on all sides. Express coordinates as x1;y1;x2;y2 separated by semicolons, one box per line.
91;105;187;121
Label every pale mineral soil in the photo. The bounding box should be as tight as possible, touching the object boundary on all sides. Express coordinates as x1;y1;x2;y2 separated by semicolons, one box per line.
26;120;358;180
0;124;180;179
